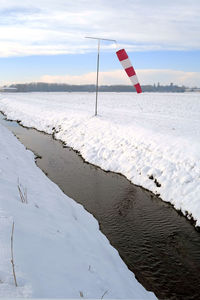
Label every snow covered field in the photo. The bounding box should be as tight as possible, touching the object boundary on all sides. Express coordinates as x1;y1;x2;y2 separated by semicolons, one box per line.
0;92;200;230
0;112;156;298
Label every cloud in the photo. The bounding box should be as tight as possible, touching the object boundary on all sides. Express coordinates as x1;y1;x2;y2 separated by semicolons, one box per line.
138;69;200;87
0;0;199;57
40;69;200;87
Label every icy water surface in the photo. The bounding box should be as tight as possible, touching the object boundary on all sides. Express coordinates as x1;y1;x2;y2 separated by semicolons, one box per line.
1;113;200;300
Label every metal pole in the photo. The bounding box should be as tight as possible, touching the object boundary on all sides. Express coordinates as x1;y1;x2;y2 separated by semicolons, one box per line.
95;39;100;116
85;37;117;116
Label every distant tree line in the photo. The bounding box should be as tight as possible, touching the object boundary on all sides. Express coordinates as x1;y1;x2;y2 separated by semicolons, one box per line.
6;82;186;93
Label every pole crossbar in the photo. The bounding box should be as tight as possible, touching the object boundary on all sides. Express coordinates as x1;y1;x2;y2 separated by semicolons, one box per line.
85;36;117;43
85;36;117;116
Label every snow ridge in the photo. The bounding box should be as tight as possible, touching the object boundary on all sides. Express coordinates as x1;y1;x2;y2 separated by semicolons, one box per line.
0;92;199;226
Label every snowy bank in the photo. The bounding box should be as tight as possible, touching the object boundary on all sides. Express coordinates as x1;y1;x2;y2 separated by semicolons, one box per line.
0;92;200;228
0;123;155;298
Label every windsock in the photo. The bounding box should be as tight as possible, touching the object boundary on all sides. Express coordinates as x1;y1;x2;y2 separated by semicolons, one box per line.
116;49;142;93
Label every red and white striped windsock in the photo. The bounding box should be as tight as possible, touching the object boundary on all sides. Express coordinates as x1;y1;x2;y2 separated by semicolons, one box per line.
116;49;142;93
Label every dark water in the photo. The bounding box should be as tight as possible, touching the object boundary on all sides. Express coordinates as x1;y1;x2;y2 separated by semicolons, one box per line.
1;113;200;300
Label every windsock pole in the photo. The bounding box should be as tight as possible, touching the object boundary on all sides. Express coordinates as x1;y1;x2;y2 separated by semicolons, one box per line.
95;39;100;116
85;37;117;116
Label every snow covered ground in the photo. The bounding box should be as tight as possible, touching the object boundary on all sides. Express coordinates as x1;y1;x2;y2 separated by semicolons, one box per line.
0;92;199;230
0;112;156;298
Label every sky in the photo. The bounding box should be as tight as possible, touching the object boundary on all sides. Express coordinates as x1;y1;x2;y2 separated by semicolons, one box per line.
0;0;200;87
